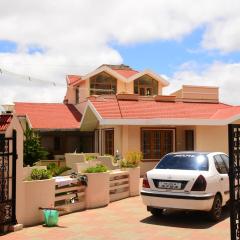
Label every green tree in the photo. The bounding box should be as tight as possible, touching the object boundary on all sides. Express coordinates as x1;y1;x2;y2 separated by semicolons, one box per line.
24;127;48;166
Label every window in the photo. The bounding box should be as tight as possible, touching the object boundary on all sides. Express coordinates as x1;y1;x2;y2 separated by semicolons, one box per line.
0;134;5;152
54;136;61;151
90;72;117;95
185;130;194;151
214;155;228;174
141;129;174;160
220;154;229;172
134;75;158;96
104;129;114;155
156;153;209;171
75;88;80;104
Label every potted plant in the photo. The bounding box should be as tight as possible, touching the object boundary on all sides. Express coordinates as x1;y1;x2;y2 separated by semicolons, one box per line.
120;151;142;197
83;164;110;209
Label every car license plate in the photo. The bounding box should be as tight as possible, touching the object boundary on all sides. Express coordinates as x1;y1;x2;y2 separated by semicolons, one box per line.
158;181;181;190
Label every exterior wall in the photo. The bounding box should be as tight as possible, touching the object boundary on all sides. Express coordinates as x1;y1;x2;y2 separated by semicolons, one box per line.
65;86;76;104
103;125;198;175
195;125;228;153
176;126;196;151
5;115;25;225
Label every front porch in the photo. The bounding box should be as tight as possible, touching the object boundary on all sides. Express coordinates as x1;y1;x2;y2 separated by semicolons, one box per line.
39;131;95;157
91;125;228;175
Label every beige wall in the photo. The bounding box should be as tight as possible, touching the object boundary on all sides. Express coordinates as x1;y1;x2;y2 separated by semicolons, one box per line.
5;115;25;224
195;125;228;153
101;124;228;175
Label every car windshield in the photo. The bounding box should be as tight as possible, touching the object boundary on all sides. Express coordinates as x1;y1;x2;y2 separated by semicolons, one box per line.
155;153;209;171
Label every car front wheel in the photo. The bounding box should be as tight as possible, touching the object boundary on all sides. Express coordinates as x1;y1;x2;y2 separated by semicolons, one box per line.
209;194;222;221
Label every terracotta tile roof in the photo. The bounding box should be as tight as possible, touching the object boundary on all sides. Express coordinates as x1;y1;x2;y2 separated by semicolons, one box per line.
0;115;12;132
90;98;239;120
15;103;81;130
67;75;82;85
113;69;139;78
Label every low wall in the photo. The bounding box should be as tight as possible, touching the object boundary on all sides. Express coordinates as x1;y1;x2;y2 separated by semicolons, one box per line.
65;153;85;171
20;168;140;227
22;166;47;180
35;159;66;167
23;179;55;226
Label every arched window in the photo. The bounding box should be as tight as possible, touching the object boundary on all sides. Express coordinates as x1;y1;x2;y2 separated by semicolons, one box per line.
90;72;117;95
134;75;158;96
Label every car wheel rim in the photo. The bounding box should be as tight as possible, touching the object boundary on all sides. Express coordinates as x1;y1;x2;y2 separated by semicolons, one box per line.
214;198;222;218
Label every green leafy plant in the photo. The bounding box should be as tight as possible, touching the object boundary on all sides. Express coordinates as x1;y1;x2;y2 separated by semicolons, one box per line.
85;155;97;161
30;168;52;180
24;126;48;166
83;164;108;173
47;163;71;177
120;151;142;168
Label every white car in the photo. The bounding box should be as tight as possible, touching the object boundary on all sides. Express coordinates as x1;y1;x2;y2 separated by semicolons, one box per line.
141;152;229;221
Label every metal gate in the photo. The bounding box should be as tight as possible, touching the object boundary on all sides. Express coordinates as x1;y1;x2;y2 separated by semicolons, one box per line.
228;124;240;240
0;130;17;233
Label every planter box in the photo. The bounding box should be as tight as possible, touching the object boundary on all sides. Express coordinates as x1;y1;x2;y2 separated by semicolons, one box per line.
97;156;119;170
127;167;140;197
65;153;86;172
22;166;47;180
85;172;110;208
23;178;55;226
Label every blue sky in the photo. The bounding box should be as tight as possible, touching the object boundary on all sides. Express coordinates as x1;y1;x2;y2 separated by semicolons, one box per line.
112;27;240;76
2;26;240;77
1;0;240;104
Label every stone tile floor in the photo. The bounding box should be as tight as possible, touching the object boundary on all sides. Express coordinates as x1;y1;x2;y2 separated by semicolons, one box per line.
2;196;230;240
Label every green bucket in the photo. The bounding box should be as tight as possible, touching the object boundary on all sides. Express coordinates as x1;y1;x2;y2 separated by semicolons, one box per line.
43;209;59;227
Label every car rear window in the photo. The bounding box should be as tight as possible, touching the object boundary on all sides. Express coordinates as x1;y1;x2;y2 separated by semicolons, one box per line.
155;154;209;171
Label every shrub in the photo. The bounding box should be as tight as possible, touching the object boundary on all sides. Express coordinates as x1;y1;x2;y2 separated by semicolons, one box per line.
30;168;52;180
86;155;97;161
47;163;71;177
24;127;48;166
120;151;142;168
83;164;108;173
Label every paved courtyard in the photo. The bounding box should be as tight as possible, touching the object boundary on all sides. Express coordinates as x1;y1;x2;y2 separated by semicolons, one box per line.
3;196;230;240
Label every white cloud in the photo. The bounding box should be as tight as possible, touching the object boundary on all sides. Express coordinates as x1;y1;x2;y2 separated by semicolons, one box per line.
164;61;240;105
0;0;240;103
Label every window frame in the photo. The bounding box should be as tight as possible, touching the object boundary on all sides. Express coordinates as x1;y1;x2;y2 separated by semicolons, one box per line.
90;72;117;95
75;87;80;104
141;128;175;161
185;130;194;151
134;75;158;96
103;128;114;155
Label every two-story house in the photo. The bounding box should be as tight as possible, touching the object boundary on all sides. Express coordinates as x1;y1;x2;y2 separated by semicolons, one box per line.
14;64;240;174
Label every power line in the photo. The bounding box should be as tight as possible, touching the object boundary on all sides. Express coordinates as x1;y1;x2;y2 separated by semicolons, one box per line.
0;67;66;87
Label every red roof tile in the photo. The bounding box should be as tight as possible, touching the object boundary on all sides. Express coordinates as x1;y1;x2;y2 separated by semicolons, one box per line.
15;103;81;130
67;75;82;85
90;98;239;120
113;69;139;78
0;115;12;132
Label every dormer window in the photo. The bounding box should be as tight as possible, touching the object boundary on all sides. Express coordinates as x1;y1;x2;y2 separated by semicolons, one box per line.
90;72;117;95
134;75;158;96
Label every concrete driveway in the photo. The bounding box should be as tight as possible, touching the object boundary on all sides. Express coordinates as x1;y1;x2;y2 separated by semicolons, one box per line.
2;196;230;240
